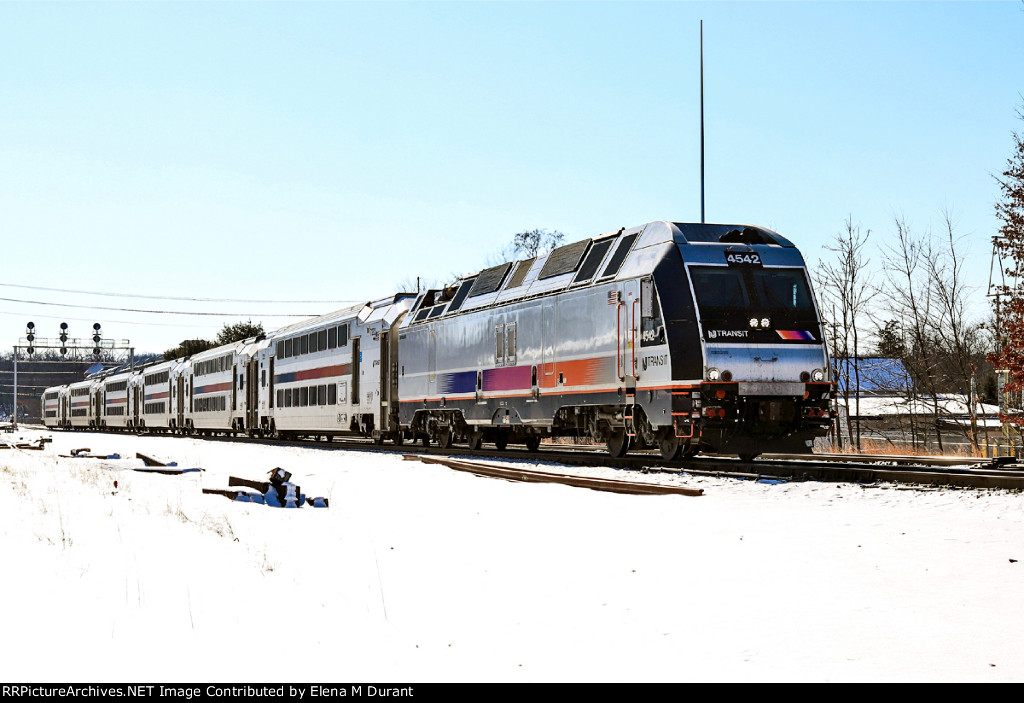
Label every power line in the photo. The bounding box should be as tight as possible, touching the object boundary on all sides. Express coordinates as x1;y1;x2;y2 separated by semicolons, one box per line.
0;308;222;329
0;281;358;305
0;296;317;318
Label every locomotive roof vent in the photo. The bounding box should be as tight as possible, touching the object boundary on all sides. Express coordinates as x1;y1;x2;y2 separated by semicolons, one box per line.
672;223;793;247
719;227;778;245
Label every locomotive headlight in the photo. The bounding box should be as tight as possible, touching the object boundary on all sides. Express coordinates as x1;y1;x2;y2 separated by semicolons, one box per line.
707;367;720;381
812;368;825;382
760;317;770;328
748;317;759;328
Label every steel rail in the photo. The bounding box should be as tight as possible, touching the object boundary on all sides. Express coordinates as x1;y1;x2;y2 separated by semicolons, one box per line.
21;423;1024;490
402;454;704;496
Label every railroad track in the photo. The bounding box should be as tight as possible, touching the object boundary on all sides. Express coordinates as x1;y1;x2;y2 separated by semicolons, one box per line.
402;453;705;497
18;424;1024;491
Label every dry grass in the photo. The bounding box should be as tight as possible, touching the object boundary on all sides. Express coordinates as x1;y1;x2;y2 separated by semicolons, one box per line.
826;436;987;458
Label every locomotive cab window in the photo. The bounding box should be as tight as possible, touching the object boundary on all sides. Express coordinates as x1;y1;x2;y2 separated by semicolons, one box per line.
751;268;814;312
690;267;750;310
640;280;666;347
690;266;815;325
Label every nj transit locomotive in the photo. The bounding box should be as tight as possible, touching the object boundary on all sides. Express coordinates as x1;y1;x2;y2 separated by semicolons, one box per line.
42;221;834;460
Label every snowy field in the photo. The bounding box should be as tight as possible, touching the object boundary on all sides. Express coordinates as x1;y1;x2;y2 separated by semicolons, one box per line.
2;427;1023;683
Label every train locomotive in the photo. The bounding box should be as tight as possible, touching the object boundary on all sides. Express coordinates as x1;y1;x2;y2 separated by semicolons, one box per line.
42;221;834;460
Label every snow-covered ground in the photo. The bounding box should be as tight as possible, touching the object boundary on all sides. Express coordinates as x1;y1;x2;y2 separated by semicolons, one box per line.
2;427;1023;683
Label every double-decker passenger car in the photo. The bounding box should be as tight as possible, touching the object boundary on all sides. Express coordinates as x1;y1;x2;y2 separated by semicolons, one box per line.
138;360;176;432
184;342;241;435
42;387;65;429
99;369;136;429
66;379;99;429
265;294;415;440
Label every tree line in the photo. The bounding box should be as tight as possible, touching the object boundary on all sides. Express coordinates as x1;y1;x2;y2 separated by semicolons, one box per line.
817;109;1024;453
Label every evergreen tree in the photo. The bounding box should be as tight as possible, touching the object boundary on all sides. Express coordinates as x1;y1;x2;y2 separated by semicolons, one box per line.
163;338;215;361
215;320;264;345
988;111;1024;422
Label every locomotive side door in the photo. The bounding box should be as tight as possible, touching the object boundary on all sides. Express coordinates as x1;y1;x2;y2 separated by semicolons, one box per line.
617;280;641;392
541;299;556;382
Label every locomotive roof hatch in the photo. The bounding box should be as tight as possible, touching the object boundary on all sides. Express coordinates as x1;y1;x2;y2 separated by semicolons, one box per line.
671;222;795;247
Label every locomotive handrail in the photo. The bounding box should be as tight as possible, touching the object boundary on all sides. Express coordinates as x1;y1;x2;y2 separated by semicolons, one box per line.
632;298;640;379
616;301;626;380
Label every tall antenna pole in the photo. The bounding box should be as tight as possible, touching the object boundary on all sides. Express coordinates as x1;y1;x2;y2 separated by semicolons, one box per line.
700;19;706;224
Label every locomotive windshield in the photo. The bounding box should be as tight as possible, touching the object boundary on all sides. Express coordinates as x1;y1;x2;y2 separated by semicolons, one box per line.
689;266;817;333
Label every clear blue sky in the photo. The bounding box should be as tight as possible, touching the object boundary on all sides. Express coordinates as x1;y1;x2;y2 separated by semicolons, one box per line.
1;1;1022;355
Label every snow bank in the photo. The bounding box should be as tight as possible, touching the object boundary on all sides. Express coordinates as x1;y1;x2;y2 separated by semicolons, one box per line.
2;429;1023;682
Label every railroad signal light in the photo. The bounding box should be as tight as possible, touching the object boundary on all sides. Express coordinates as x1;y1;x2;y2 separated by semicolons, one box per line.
60;347;67;356
26;346;34;355
60;322;68;344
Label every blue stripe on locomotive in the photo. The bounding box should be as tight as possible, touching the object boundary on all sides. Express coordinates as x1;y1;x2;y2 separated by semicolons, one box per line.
438;370;477;395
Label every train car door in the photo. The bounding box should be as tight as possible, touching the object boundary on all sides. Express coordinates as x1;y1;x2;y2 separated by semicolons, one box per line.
176;375;185;429
94;388;102;426
246;357;259;431
378;330;391;426
132;383;139;426
351;337;361;405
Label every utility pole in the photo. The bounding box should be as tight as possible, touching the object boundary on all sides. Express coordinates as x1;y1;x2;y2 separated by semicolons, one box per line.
700;20;706;224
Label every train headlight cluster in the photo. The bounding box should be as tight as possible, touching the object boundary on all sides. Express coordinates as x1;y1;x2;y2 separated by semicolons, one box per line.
812;368;825;382
748;317;771;328
707;367;720;381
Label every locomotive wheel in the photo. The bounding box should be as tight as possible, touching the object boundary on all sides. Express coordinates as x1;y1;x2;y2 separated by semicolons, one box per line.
467;429;484;450
494;434;509;451
437;428;454;449
659;435;682;461
420;434;430;448
394;431;404;446
524;436;541;452
739;452;760;462
606;429;630;458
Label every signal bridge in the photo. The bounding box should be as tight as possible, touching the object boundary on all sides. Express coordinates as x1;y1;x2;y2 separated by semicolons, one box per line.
10;321;135;431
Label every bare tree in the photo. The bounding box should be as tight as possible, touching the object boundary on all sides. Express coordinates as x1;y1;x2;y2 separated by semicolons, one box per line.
879;212;989;452
926;209;987;449
815;217;876;450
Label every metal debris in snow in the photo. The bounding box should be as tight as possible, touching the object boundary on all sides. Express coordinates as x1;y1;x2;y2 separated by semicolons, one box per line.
202;467;329;508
